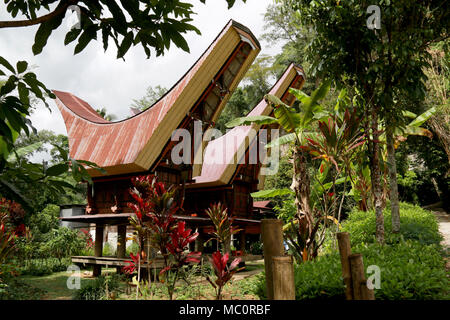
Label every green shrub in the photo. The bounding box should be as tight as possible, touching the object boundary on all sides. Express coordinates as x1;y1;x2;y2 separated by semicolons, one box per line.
73;274;123;300
340;202;443;246
254;240;448;300
18;258;72;276
359;241;449;300
0;277;46;300
102;243;116;256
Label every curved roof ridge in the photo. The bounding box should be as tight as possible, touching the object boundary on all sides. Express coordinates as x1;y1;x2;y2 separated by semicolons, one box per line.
191;63;305;187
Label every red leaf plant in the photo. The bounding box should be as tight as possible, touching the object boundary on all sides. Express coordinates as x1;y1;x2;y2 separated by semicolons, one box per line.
206;251;242;300
159;221;201;300
122;252;140;275
0;199;26;275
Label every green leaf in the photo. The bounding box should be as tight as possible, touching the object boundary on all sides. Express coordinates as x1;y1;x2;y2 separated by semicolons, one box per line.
74;25;98;55
0;56;15;73
265;133;297;149
32;20;54;55
251;188;293;198
16;61;28;74
46;163;69;176
226;115;278;128
408;107;437;127
117;32;134;58
7;141;43;162
64;28;82;45
0;178;33;212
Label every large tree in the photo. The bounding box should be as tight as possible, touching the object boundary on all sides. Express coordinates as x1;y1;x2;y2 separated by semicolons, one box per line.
288;0;449;242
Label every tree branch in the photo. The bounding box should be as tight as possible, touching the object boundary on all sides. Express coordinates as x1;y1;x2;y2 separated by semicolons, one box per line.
0;0;78;29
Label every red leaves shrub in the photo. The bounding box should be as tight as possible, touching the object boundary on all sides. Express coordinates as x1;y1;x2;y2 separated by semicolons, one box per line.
206;251;242;300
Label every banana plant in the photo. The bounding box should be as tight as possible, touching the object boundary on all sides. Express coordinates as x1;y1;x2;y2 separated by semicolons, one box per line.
227;80;332;262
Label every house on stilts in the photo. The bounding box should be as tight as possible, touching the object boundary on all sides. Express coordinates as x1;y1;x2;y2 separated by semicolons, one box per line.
55;20;305;276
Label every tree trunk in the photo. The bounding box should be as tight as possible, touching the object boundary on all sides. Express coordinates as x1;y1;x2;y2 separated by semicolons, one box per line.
369;110;385;244
386;124;400;233
292;144;313;257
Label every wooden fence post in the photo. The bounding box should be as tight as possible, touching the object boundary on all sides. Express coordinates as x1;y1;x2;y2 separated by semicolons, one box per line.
261;219;284;300
272;256;295;300
337;232;353;300
348;253;375;300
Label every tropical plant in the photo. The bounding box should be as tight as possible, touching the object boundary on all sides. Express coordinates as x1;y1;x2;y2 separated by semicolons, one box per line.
206;251;242;300
205;202;240;253
160;221;201;300
227;79;331;262
290;0;449;243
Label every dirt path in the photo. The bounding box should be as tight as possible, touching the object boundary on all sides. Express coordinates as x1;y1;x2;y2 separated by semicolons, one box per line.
432;209;450;270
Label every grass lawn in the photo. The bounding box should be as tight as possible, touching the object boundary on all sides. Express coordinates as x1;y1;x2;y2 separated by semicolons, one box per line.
17;262;264;300
19;269;116;300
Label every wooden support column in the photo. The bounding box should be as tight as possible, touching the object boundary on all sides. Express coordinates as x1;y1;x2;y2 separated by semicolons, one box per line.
195;232;205;252
240;231;246;253
337;232;353;300
261;219;284;300
349;253;375;300
117;224;127;259
272;256;295;300
93;224;104;277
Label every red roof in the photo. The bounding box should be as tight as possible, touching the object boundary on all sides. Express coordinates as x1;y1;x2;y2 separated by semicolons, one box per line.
54;20;260;177
253;201;272;209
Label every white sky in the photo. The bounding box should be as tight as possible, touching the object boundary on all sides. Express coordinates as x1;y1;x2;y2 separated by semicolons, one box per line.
0;0;279;137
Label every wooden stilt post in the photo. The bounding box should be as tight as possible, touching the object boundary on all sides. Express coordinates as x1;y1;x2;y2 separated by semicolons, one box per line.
348;253;375;300
240;231;246;253
272;256;295;300
195;232;204;252
261;219;284;300
93;224;104;277
337;232;353;300
117;224;127;259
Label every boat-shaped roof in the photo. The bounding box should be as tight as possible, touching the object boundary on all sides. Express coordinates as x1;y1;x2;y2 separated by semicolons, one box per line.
54;20;260;177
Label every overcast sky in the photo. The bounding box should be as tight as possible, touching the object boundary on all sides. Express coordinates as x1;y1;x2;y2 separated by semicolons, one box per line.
0;0;279;136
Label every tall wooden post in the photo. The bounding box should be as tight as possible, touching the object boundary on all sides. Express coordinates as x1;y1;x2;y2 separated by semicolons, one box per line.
272;256;295;300
337;232;353;300
117;224;127;259
195;232;205;252
261;219;284;300
93;224;104;277
240;231;246;253
349;253;375;300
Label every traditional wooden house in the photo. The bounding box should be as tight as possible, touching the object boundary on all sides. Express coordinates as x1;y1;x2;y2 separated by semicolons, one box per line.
184;63;305;253
56;20;261;275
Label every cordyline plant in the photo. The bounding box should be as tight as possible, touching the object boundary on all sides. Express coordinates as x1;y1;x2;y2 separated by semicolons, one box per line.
0;199;28;279
126;174;201;299
205;202;240;253
302;108;366;227
160;221;201;300
206;251;242;300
